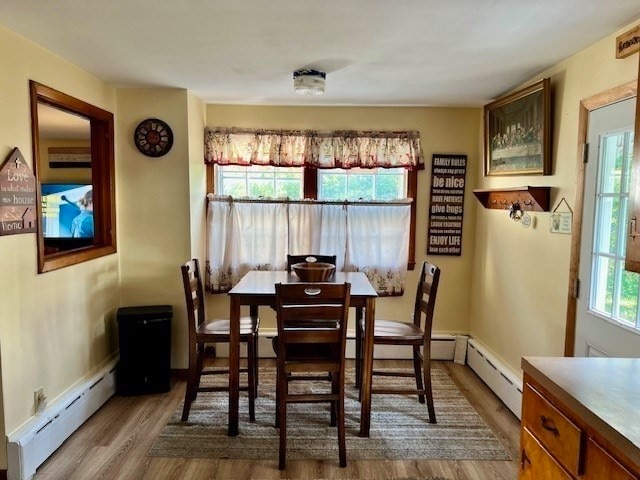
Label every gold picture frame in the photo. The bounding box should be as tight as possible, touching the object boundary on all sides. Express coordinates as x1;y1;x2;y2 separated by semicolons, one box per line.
484;78;551;176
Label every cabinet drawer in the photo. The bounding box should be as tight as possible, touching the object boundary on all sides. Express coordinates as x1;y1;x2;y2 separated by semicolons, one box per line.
520;427;573;480
584;439;638;480
522;383;583;476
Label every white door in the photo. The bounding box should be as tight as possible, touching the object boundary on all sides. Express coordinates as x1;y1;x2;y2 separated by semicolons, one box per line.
575;96;640;357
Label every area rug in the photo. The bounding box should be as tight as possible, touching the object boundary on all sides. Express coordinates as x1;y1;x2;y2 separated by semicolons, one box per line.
148;366;511;462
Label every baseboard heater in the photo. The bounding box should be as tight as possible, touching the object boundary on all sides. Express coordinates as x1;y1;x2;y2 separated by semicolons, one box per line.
7;358;118;480
216;329;457;361
466;338;522;419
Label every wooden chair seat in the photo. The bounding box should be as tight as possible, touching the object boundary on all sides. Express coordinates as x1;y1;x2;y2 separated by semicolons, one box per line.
198;317;258;338
180;259;259;423
363;319;424;342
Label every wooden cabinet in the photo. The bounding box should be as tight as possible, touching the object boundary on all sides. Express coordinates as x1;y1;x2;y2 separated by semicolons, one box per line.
585;439;638;480
624;50;640;272
520;357;640;480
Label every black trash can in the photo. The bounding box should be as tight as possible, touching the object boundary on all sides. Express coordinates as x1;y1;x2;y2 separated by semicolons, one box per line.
116;305;172;395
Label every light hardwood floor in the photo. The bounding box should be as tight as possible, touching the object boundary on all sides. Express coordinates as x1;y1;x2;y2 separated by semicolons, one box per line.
33;360;521;480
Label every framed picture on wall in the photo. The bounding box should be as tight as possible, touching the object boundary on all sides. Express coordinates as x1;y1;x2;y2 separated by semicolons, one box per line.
484;78;551;176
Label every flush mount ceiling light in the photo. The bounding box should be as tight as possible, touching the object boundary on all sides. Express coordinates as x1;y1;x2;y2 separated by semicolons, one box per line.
293;69;326;95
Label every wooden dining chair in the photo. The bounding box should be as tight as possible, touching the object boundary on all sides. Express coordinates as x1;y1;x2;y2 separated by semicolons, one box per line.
180;259;259;422
273;281;351;469
357;261;440;424
286;254;337;272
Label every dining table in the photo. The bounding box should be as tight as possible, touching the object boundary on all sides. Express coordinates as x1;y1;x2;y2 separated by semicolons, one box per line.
227;270;378;437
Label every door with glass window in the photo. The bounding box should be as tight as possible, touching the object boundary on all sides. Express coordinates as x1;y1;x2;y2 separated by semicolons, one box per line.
575;97;640;357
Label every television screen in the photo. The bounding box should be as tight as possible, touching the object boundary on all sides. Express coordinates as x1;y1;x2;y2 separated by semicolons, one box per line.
41;184;93;239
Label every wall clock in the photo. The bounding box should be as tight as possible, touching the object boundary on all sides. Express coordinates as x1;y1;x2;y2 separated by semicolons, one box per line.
133;118;173;157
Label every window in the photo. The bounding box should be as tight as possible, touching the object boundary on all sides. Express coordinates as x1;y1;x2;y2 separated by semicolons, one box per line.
216;165;303;198
205;127;422;271
590;128;638;330
30;81;116;273
318;167;407;201
215;165;408;201
211;164;416;269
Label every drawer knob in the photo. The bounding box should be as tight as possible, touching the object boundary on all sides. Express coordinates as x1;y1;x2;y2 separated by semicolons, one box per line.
540;415;560;436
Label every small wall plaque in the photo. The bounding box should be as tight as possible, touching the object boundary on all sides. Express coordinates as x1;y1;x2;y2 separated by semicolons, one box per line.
616;25;640;59
0;147;37;236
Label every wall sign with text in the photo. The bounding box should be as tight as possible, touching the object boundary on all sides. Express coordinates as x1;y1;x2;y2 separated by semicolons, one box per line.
0;147;36;236
427;153;467;256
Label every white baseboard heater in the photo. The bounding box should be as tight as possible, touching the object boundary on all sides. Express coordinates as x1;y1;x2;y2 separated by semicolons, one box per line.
466;338;522;419
217;330;457;361
7;358;118;480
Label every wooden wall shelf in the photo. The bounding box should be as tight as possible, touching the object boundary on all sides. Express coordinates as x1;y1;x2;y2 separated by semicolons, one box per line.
473;186;551;212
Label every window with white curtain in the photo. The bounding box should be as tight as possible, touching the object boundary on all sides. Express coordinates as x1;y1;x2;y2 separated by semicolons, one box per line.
206;196;411;296
204;127;423;295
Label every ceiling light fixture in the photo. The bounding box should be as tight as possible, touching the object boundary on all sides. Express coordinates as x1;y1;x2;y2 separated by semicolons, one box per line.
293;69;326;95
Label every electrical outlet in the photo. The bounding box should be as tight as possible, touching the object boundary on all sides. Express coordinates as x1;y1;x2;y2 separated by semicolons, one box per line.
34;387;47;413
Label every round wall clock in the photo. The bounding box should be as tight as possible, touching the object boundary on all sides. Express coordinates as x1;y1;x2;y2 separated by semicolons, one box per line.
133;118;174;157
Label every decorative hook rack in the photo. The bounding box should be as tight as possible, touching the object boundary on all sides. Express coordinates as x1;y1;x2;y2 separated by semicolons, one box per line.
473;186;551;212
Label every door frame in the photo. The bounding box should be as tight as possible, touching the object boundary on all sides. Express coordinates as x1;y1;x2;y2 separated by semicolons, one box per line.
564;80;637;356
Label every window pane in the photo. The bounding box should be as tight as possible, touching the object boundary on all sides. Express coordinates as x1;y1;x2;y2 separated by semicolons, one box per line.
599;133;624;194
618;266;639;326
318;167;406;201
216;165;302;199
594;196;619;255
592;255;614;316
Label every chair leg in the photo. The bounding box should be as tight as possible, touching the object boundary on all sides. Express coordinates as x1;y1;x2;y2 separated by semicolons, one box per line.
337;370;347;468
413;345;425;404
330;371;338;427
195;342;205;400
355;320;362;388
277;367;287;470
253;332;259;398
247;336;256;422
181;346;198;421
423;359;436;424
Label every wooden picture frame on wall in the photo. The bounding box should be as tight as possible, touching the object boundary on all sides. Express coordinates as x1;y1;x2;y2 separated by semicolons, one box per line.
484;78;551;176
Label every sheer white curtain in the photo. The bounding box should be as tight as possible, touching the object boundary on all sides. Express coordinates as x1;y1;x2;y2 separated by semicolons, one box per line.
346;203;410;295
288;202;347;271
206;197;288;291
206;195;411;295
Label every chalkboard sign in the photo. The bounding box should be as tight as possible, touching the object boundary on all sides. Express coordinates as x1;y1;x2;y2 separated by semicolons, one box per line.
426;153;468;255
0;147;37;236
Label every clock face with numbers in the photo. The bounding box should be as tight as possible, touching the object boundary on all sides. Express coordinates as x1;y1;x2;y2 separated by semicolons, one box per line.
133;118;173;157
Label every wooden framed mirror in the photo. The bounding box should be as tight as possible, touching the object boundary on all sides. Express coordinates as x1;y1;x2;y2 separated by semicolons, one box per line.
30;81;116;273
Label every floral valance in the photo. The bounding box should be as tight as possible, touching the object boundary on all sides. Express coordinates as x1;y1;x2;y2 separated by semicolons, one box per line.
204;127;423;170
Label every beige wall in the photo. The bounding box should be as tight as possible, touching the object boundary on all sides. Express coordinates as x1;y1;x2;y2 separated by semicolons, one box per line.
0;25;120;469
204;105;481;333
469;19;640;374
187;91;207;262
116;88;194;369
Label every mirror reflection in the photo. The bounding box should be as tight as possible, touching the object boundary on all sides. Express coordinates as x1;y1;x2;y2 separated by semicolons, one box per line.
37;103;93;254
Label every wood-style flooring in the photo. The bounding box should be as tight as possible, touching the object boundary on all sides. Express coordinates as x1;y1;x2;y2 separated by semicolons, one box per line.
33;360;521;480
